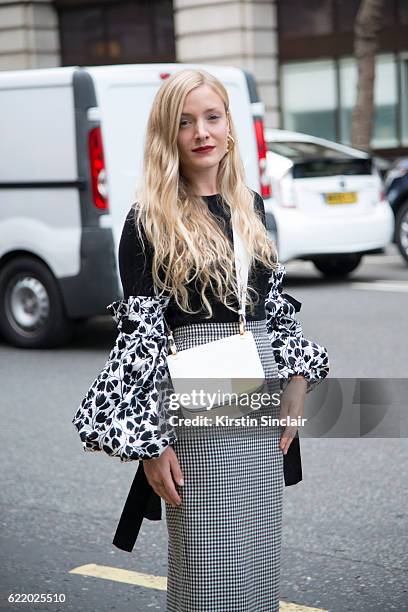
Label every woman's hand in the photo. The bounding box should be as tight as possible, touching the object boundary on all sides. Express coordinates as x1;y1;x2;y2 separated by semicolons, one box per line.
142;446;184;507
279;375;307;455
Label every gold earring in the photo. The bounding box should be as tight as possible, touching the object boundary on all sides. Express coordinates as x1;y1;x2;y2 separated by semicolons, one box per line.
226;132;235;153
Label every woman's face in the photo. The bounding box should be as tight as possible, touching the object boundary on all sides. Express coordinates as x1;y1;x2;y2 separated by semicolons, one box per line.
177;84;229;177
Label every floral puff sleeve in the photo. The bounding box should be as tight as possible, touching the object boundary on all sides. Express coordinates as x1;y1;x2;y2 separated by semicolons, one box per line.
265;262;330;393
71;294;177;461
71;207;177;461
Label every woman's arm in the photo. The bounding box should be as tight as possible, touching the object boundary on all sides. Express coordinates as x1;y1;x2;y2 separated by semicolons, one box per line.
265;262;330;393
117;208;183;505
119;206;156;298
253;190;330;392
72;206;178;463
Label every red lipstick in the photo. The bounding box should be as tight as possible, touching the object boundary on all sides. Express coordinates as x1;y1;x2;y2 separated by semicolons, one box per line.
192;145;215;154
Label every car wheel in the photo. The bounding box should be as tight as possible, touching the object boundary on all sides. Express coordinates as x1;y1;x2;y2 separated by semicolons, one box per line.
395;200;408;265
312;254;362;278
0;256;73;348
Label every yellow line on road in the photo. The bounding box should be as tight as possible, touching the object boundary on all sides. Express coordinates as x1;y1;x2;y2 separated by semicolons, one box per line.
69;564;327;611
69;563;167;590
280;603;327;611
351;281;408;293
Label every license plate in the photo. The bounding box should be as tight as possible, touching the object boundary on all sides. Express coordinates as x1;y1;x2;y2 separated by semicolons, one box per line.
325;191;358;205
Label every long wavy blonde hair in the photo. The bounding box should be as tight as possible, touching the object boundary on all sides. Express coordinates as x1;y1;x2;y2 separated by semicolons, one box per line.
132;68;277;318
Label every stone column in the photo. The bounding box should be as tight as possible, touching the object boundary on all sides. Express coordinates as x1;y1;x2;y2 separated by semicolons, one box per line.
173;0;279;128
0;0;60;71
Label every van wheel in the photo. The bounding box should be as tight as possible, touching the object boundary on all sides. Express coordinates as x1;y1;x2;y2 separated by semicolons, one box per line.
0;257;73;348
395;200;408;265
312;254;362;278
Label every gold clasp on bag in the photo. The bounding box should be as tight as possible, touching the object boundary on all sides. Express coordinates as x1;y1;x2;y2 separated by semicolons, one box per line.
238;308;246;336
237;281;247;336
164;317;178;356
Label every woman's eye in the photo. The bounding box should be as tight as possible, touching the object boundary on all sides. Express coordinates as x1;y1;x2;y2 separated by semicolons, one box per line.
179;115;219;127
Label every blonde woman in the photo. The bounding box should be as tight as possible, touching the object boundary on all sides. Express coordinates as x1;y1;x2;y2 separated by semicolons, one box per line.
113;69;329;611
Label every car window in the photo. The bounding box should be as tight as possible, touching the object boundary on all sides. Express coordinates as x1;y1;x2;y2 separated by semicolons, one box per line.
267;140;354;160
291;158;373;178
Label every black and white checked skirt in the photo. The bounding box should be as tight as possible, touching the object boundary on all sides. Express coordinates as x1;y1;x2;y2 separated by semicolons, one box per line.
165;319;284;612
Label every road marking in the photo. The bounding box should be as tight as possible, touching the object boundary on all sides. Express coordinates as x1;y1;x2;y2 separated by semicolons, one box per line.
363;255;403;264
69;564;327;611
351;281;408;293
280;604;327;612
69;563;167;590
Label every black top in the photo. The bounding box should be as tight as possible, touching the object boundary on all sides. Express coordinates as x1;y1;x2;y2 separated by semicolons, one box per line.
118;191;273;329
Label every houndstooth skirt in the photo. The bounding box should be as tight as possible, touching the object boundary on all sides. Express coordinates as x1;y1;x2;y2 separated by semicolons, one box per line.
164;319;284;612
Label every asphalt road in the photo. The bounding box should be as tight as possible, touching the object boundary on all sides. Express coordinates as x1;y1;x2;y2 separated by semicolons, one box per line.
0;245;407;612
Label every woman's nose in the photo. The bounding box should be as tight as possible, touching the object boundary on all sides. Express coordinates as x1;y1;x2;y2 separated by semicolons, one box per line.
194;119;209;140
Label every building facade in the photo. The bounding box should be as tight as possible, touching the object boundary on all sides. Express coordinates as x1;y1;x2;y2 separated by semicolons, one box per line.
0;0;407;157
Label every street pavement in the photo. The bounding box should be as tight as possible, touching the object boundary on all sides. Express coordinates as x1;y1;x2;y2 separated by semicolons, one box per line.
0;245;407;612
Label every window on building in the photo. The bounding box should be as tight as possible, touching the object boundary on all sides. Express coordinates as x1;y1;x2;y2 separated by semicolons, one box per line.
401;52;408;145
339;54;398;148
56;0;175;66
281;60;337;140
334;0;361;32
373;55;398;147
339;57;356;144
398;0;408;24
278;0;333;38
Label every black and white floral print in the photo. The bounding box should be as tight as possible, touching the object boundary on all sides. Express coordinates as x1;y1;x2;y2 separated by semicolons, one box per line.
265;263;330;393
71;295;177;462
72;263;329;461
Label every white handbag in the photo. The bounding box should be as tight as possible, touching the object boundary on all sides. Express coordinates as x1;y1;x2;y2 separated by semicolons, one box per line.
165;213;266;417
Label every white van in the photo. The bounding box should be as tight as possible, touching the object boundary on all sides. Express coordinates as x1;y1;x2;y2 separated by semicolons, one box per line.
0;63;271;348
